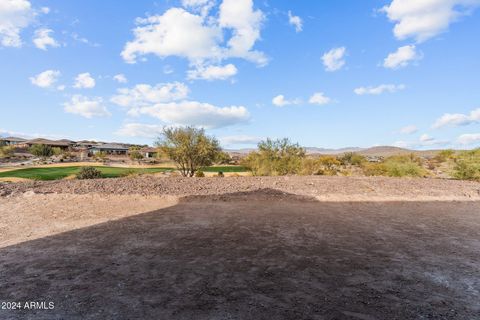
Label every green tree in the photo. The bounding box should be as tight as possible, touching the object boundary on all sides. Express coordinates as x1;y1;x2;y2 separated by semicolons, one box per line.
156;126;222;177
29;144;54;158
241;138;305;176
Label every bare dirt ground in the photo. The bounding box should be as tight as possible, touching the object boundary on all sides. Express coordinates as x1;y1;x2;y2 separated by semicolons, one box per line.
0;176;479;319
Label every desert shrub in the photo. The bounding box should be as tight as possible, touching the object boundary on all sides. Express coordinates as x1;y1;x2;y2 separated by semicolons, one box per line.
363;155;426;177
241;138;305;176
120;169;142;178
301;156;342;176
452;149;480;180
434;149;455;163
94;151;108;162
29;144;53;158
338;152;366;166
215;151;232;165
52;147;63;156
195;170;205;177
217;171;224;177
156;126;221;177
76;166;102;179
129;146;144;162
0;146;14;158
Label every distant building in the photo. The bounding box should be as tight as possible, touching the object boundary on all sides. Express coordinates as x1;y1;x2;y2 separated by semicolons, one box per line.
0;136;27;147
89;143;129;155
140;147;159;158
25;138;73;150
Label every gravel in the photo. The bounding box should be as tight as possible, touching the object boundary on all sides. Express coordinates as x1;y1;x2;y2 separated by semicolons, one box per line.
1;175;479;200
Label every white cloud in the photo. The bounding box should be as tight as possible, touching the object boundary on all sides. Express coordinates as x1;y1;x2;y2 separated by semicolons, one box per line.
111;82;189;109
457;133;480;145
394;134;449;148
432;108;480;129
322;47;346;72
29;69;60;88
40;6;49;14
0;0;33;47
181;0;214;16
381;0;480;42
400;125;418;134
288;11;303;32
383;45;421;69
134;101;250;129
63;95;110;118
116;123;164;138
272;94;301;107
219;135;263;146
187;63;237;81
308;92;332;105
74;72;96;89
33;28;59;50
354;84;406;95
113;74;128;83
122;0;267;68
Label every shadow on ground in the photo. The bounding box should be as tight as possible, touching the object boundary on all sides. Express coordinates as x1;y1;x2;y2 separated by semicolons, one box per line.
1;189;479;320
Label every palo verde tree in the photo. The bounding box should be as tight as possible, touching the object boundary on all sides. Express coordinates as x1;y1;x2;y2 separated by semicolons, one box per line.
241;138;306;176
156;126;222;177
29;144;54;158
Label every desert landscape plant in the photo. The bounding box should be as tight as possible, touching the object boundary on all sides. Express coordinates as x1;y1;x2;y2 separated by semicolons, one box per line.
129;147;144;163
156;126;222;177
0;146;14;159
242;138;306;176
363;155;426;178
29;144;54;158
76;166;102;180
452;149;480;180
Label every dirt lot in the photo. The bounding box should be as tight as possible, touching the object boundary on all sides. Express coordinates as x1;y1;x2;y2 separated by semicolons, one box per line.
0;176;479;319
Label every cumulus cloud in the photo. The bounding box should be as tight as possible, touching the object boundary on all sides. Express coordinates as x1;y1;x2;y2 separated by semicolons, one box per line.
354;84;405;95
115;123;164;138
134;101;250;129
383;45;421;69
219;135;263;146
33;28;59;50
308;92;332;105
381;0;480;42
288;11;303;32
74;72;96;89
111;82;189;109
432;108;480;129
29;69;60;88
121;0;267;70
322;47;346;72
0;0;33;47
272;94;300;107
113;74;128;83
457;133;480;145
63;95;110;118
187;63;237;81
400;125;418;134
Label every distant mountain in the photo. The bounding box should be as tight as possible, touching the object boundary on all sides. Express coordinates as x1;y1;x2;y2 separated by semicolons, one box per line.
305;147;365;155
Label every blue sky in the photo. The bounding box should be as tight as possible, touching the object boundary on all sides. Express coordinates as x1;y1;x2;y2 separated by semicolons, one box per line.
1;0;480;149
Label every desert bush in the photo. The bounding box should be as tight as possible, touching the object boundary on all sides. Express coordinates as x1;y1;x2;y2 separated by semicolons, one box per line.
215;151;232;165
217;171;224;177
363;155;426;177
241;138;305;176
451;149;480;180
76;166;102;179
94;151;108;162
52;147;63;156
338;152;366;166
195;170;205;177
156;126;221;177
434;149;455;163
0;146;14;158
29;144;53;158
120;169;143;178
301;156;342;175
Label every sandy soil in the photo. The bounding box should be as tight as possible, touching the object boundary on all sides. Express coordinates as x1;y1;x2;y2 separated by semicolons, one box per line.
0;177;479;319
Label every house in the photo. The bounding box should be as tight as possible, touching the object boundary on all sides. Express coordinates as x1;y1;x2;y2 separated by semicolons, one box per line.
89;143;129;155
25;138;73;150
0;136;27;147
140;147;159;158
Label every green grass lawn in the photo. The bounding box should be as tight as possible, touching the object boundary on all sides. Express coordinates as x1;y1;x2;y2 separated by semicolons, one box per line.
0;165;247;180
0;166;173;181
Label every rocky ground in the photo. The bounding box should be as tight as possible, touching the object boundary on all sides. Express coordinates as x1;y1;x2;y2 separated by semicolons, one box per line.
1;175;480;200
1;176;479;319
